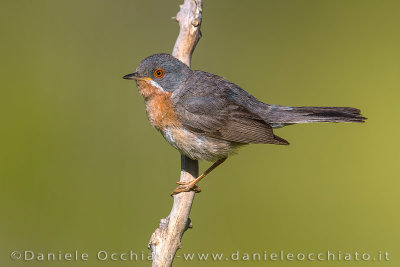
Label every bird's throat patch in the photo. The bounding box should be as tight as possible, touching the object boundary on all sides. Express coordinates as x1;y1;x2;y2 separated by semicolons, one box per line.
136;79;165;98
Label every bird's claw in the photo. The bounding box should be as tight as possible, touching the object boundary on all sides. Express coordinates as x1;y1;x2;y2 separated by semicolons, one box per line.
171;181;201;196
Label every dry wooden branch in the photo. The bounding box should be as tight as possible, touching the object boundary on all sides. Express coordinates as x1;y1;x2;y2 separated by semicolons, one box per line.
148;1;203;266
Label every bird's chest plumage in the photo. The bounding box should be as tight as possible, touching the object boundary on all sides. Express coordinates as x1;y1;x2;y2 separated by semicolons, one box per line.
145;96;180;130
137;80;181;131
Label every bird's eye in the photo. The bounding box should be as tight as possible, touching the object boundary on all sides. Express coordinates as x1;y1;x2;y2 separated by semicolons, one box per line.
153;68;165;79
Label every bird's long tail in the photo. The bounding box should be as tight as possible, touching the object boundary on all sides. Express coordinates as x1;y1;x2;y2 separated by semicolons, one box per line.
267;105;366;126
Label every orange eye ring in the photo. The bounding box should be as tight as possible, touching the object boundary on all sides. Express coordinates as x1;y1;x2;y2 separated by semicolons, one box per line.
154;68;165;79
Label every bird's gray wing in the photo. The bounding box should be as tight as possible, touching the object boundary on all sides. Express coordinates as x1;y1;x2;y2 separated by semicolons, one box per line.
174;95;288;145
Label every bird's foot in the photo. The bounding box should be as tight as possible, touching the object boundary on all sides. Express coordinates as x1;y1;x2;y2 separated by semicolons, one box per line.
171;180;201;196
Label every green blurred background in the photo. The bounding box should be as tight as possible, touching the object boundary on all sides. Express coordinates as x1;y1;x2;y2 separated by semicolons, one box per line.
1;0;399;266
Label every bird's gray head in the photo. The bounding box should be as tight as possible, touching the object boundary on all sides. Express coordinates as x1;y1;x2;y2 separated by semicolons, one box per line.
123;53;191;92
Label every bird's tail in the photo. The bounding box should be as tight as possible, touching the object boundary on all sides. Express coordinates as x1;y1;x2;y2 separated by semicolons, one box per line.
267;105;366;126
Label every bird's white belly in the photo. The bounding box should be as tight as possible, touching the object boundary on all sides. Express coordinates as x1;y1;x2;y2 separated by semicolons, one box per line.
161;127;238;161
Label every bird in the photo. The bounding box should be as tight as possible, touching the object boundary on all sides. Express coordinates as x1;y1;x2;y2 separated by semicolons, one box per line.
123;53;366;195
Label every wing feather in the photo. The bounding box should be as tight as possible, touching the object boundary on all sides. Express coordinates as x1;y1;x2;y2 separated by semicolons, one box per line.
174;93;288;145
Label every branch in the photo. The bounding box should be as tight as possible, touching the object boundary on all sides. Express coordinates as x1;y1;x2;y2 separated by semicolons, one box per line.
148;1;203;266
172;0;203;66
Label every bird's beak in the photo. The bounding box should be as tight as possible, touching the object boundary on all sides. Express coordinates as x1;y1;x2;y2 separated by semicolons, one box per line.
123;72;141;80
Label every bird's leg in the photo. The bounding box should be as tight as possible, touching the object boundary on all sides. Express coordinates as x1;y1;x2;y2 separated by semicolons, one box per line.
171;157;227;195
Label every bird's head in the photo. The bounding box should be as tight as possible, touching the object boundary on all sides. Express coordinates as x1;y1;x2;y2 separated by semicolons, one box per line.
123;53;191;93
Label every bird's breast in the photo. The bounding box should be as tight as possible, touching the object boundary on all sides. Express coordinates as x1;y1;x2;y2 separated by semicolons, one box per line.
137;80;181;131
